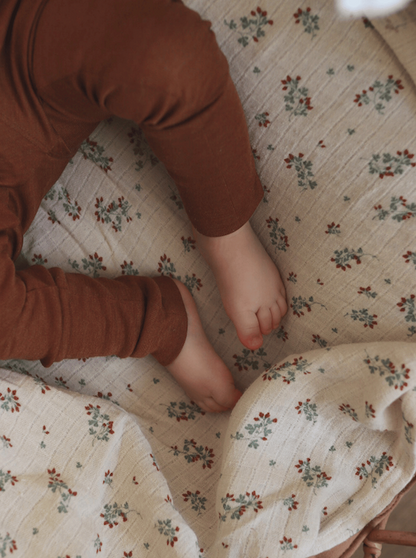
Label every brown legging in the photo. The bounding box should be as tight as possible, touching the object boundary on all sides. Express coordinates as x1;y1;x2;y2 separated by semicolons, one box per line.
0;0;263;366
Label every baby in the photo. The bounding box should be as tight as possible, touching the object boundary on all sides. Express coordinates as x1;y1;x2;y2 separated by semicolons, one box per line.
0;0;287;413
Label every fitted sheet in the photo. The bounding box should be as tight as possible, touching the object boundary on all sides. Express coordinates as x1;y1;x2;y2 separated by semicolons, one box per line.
1;1;416;556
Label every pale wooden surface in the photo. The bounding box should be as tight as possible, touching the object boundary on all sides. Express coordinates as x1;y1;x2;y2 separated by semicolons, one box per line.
351;487;416;558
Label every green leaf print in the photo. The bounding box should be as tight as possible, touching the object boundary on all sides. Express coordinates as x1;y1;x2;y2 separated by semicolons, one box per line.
331;247;376;270
266;217;289;250
385;364;410;390
365;401;376;418
69;252;107;278
2;360;30;376
101;502;130;528
354;76;404;114
44;182;68;202
157;254;176;277
403;251;416;269
40;194;55;218
182;236;196;253
373;195;416;221
263;184;271;203
255;111;271;127
219;491;263;522
355;452;394;488
281;76;313;118
293;7;320;38
157;255;203;294
280;536;299;552
85;404;115;445
169;190;184;210
358;286;377;299
80;138;114;172
339;403;359;422
40;425;49;449
290;295;326;317
96;391;120;406
312;334;327;348
0;470;18;492
364;353;410;390
295;399;318;424
233;347;271;371
94;535;102;554
295;458;332;494
55;376;69;390
283;494;299;511
94;196;134;232
31;253;48;265
184;273;203;293
369;152;415;180
161;401;206;421
127;127;159;171
284;153;317;191
403;414;414;444
103;470;113;487
120;260;139;276
0;436;12;450
182;490;207;515
156;519;180;547
325;222;340;235
0;533;17;557
276;324;289;342
47;468;77;513
263;357;312;383
231;412;278;448
224;7;273;47
287;272;297;284
397;294;416;322
170;439;214;469
344;308;378;329
44;183;82;222
0;388;20;413
33;374;51;394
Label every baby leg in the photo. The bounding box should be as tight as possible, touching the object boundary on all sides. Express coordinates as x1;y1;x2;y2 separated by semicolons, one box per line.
31;0;260;408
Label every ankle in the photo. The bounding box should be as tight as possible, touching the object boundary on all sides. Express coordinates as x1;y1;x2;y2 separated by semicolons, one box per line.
194;220;251;239
193;221;253;253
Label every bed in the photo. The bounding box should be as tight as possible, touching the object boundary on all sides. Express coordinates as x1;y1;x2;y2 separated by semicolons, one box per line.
1;1;415;556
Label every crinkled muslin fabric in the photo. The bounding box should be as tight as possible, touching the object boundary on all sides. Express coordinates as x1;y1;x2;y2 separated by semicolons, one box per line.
1;0;416;557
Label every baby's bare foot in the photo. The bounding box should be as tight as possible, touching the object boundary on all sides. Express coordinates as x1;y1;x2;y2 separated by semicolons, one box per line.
193;221;287;350
166;279;242;413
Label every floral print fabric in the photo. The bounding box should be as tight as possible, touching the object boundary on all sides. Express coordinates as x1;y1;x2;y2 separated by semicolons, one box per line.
1;0;416;556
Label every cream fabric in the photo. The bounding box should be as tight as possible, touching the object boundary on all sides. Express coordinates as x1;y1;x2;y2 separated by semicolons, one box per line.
1;1;416;556
337;0;412;17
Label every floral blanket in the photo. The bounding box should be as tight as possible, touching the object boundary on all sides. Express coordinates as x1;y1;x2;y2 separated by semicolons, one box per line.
1;1;416;557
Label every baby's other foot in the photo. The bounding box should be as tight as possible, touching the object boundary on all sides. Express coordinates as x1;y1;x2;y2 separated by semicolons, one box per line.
193;221;287;350
166;279;242;413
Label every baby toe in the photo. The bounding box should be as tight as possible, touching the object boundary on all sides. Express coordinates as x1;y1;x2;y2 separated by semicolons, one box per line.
271;302;282;329
277;292;288;317
234;311;263;349
257;306;273;336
